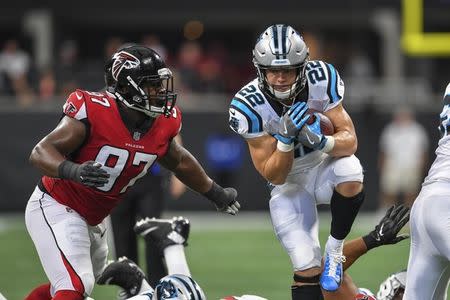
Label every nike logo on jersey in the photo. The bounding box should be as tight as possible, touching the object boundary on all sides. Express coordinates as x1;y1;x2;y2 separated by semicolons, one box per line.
75;92;83;100
230;109;236;116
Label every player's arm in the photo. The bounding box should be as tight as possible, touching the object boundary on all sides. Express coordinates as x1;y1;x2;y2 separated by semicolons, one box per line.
342;204;410;271
246;134;294;185
158;139;240;215
29;116;109;187
246;102;309;185
323;103;357;157
29;116;86;177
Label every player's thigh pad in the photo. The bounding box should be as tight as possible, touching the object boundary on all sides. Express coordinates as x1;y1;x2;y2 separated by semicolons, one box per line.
270;184;321;270
89;219;109;279
404;183;450;299
315;155;364;205
25;186;96;296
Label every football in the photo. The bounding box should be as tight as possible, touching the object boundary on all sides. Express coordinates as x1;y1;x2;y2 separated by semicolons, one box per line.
306;109;335;135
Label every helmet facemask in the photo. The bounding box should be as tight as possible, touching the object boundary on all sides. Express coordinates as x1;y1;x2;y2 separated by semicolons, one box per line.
255;60;308;106
111;67;177;118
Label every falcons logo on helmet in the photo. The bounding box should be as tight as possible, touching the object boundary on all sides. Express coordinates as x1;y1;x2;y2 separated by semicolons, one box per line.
111;51;140;81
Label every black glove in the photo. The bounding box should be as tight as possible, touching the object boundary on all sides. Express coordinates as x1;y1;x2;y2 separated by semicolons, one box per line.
58;160;110;187
203;182;240;215
363;204;410;250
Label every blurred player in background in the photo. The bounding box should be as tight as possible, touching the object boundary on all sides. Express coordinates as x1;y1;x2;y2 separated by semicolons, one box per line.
403;83;450;300
24;45;240;300
98;204;409;300
378;107;428;210
228;24;364;298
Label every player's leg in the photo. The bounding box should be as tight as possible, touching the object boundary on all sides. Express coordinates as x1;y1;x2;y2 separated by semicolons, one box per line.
90;220;109;281
269;183;323;300
138;179;167;286
315;155;364;292
99;216;191;297
25;187;95;300
110;194;138;263
404;184;450;299
322;273;359;300
135;216;191;276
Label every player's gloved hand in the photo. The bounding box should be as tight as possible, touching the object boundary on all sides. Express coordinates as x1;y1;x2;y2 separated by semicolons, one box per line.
274;101;309;145
362;204;410;250
296;113;328;150
58;160;110;187
203;182;240;215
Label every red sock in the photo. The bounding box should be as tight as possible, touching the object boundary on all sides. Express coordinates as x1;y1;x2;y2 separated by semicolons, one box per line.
52;290;83;300
25;283;51;300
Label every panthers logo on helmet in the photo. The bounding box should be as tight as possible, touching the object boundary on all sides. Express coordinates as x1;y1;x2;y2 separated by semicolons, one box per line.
111;51;140;81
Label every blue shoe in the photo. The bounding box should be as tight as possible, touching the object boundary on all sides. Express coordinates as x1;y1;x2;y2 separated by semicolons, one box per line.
320;249;346;292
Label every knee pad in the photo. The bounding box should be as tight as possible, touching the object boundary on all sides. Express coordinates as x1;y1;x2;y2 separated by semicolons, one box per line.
333;155;363;182
53;290;84;300
290;243;322;271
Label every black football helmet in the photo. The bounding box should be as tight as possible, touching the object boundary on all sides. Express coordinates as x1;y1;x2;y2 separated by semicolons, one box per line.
105;45;177;118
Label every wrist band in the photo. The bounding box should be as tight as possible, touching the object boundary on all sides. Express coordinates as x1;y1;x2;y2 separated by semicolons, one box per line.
321;136;335;153
58;160;77;180
203;181;223;200
362;234;378;251
277;140;294;152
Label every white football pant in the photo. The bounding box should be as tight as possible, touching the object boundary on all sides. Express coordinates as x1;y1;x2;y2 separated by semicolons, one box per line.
269;154;363;271
25;186;108;297
404;182;450;300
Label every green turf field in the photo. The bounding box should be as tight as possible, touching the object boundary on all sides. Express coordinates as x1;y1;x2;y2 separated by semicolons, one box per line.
0;214;447;300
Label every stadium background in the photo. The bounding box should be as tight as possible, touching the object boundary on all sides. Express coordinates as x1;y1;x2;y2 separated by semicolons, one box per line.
0;0;449;299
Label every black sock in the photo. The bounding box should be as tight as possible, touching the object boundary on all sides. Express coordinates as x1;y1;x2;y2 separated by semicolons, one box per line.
291;285;324;300
330;188;364;240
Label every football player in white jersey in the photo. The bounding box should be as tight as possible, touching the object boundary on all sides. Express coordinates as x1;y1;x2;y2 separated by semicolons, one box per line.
403;83;450;300
228;24;365;298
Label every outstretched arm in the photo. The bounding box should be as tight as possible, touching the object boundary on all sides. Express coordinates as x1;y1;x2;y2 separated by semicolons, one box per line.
158;139;240;215
343;204;410;271
323;205;410;300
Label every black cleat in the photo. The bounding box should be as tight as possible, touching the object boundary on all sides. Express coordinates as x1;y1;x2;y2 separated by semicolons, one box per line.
134;216;190;252
97;256;145;298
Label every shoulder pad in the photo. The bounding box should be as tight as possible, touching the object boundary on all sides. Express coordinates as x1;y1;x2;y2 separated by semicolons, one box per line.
63;89;88;120
306;60;344;111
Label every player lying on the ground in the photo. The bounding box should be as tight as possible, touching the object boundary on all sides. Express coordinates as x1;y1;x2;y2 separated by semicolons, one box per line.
97;204;409;299
97;216;265;300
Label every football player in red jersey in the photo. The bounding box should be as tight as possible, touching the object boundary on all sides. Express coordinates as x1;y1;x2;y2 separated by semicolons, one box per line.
24;45;240;300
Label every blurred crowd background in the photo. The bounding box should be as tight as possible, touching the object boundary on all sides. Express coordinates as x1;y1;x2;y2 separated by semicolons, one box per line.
1;0;449;213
